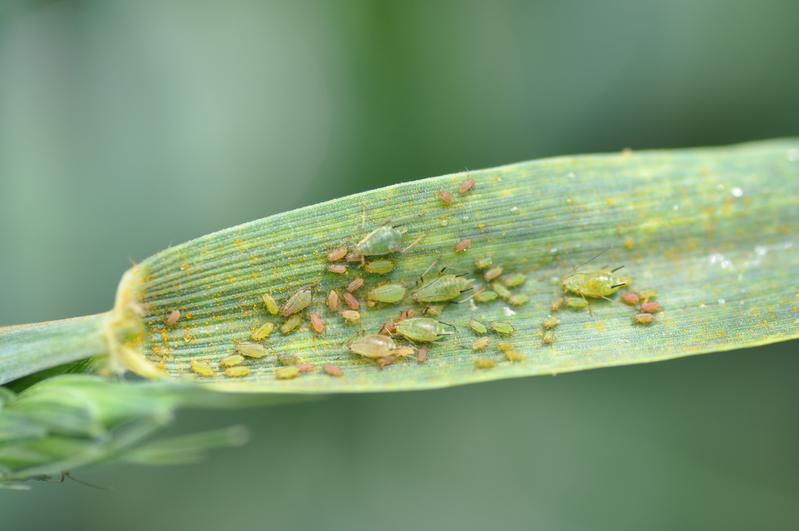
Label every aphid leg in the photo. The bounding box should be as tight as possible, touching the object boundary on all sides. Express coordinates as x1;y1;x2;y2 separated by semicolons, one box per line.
439;320;457;331
611;265;625;273
61;472;108;491
417;259;440;285
455;288;476;304
401;231;426;254
610;282;627;289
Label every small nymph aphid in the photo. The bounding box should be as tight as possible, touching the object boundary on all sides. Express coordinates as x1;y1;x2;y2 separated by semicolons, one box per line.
224;366;250;378
468;319;488;335
561;267;628;299
416;346;429;363
262;293;279;315
368;284;407;304
327;247;348;262
347;334;397;359
504;349;524;362
490;321;514;336
484;266;503;282
458;178;475;195
327;290;339;312
275;366;300;380
280;286;313;317
474;290;498;303
346;277;364;293
472;337;489;351
278;353;301;366
508;294;528;306
236;341;269;359
220;354;245;368
550;297;564;312
308;313;325;334
190;360;214;377
474;357;495;369
542;317;559;330
491;282;511;301
423;304;443;316
340;310;360;323
438;190;453;206
165;310;181;327
565;297;589;310
640;301;662;314
364;259;395;275
474;256;492;270
324;364;342;377
621;292;640;306
328;264;348;275
251;322;275;341
342;292;360;310
455;239;472;253
542;331;555;345
280;314;303;335
633;313;654;325
395;317;454;342
501;273;526;288
377;355;397;368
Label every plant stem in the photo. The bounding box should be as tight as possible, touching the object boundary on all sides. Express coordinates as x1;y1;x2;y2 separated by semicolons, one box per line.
0;314;109;385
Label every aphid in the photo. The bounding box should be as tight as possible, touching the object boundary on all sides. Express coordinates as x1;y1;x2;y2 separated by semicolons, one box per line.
236;341;269;359
379;319;397;335
474;290;498;303
391;346;416;358
508;294;529;306
398;309;415;321
355;224;404;256
220;354;245;368
367;284;407;304
490;321;514;336
280;314;303;335
468;319;488;335
346;277;364;293
364;259;395;275
377;355;397;368
340;310;360;323
297;363;315;373
632;313;654;325
225;366;250;378
472;337;489;351
423;305;443;317
491;282;512;301
621;292;640;306
501;273;526;288
561;267;627;298
412;273;472;303
275;366;300;380
639;290;657;301
280;286;313;316
327;290;339;312
542;317;559;330
474;357;496;369
328;264;348;275
640;301;662;314
395;317;454;342
474;256;493;270
455;239;472;253
346;251;363;262
565;297;589;310
262;293;279;315
550;297;564;312
327;247;348;262
342;292;360;310
347;334;397;359
542;331;555;345
251;322;275;341
416;346;429;363
458;178;475;195
308;313;325;334
437;190;453;206
323;364;342;377
484;266;503;282
277;353;301;366
165;310;181;327
496;342;514;352
505;350;524;362
190;360;214;377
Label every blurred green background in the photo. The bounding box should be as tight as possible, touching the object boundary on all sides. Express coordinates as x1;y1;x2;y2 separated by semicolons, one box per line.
1;0;798;529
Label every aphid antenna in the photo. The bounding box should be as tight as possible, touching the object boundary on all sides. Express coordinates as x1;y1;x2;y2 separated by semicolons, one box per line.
455;289;477;304
417;259;441;283
439;320;457;331
401;231;426;254
611;265;625;273
565;248;611;277
60;472;109;491
610;282;627;289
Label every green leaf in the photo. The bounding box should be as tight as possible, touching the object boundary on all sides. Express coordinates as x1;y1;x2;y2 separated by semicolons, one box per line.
108;139;798;392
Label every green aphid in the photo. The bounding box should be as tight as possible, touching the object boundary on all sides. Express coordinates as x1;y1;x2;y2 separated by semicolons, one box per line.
347;334;397;359
236;341;269;359
364;259;395;275
474;257;493;270
468;319;488;335
280;286;313;317
508;294;529;306
491;281;512;300
565;297;589;310
395;317;454;343
561;267;628;299
220;354;245;368
277;353;301;366
474;290;498;303
355;225;404;256
490;321;514;336
251;322;275;341
501;273;526;288
412;274;472;303
367;283;407;304
280;314;303;335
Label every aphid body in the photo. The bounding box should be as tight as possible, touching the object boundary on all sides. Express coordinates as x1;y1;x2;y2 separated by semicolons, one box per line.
412;274;472;303
561;269;627;298
368;284;406;304
395;317;453;342
355;225;404;256
364;259;395;275
280;286;313;316
347;334;397;359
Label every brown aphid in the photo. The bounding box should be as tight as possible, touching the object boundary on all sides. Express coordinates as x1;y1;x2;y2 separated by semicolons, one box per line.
398;309;415;321
297;363;315;373
340;310;360;323
484;266;503;282
633;313;654;325
346;277;364;293
640;301;662;314
280;286;313;317
224;366;250;378
342;292;360;310
323;364;342;377
379;320;397;336
438;190;453;206
275;366;300;380
550;297;564;312
621;292;640;306
377;355;397;369
392;346;416;358
327;290;339;312
474;357;496;369
165;310;181;327
346;251;363;263
327;247;348;262
416;346;429;364
458;178;475;195
309;313;325;335
455;239;472;253
328;264;348;275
